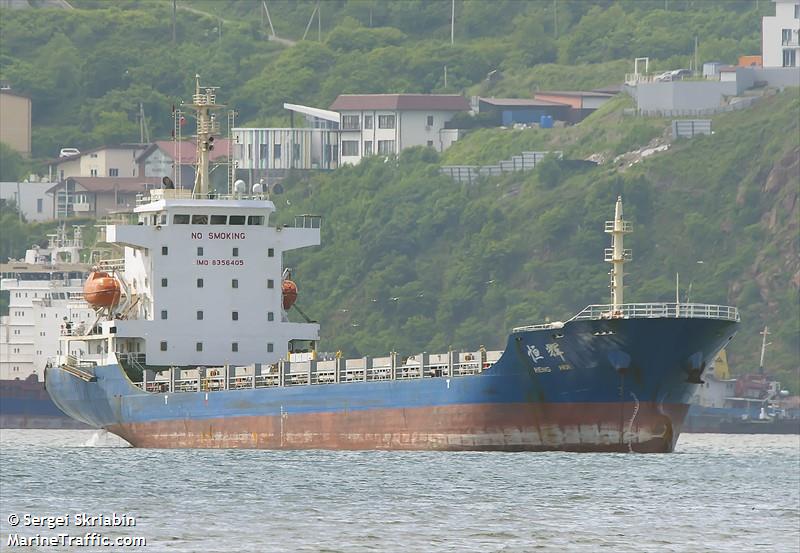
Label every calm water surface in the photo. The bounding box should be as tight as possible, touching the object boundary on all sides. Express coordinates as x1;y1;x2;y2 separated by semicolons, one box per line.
0;430;798;552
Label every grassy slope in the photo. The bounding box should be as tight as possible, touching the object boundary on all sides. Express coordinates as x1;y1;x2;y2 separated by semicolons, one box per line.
277;89;799;390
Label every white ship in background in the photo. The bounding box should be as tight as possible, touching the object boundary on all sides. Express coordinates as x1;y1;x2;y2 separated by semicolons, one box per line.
0;226;94;428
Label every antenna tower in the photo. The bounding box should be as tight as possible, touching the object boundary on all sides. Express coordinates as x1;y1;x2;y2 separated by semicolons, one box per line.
604;196;633;311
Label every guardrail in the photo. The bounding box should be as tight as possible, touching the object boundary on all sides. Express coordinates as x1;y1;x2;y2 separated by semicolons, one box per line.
568;302;740;322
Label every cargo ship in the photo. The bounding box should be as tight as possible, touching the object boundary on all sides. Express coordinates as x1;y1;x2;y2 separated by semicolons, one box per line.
0;226;94;428
45;78;741;452
684;337;800;434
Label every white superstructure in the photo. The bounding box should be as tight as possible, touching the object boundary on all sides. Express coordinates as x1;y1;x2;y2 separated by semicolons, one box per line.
0;227;94;380
103;191;320;366
65;78;321;372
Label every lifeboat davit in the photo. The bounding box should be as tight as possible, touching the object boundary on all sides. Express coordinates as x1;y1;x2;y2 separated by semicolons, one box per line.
282;280;298;310
83;271;121;309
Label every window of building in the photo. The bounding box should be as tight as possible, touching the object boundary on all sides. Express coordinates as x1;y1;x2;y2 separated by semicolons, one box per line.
364;141;373;156
784;48;797;67
248;216;264;225
342;140;359;156
232;279;239;288
229;215;245;225
782;29;793;45
36;198;43;213
197;310;203;320
109;168;119;177
232;311;239;321
160;341;167;351
247;144;252;160
426;115;434;126
90;153;98;158
268;248;274;257
378;115;395;129
267;279;274;289
796;4;799;19
174;214;190;224
197;246;204;256
161;310;168;320
210;215;227;225
342;114;360;130
364;115;373;129
90;168;98;177
268;312;274;321
161;278;168;287
267;343;274;353
232;247;239;257
427;140;434;147
162;246;168;255
377;140;396;154
232;342;239;352
191;215;208;224
259;144;268;159
197;278;204;288
273;144;281;160
196;342;203;352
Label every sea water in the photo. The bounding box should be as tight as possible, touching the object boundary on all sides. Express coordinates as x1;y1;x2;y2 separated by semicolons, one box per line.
0;430;797;552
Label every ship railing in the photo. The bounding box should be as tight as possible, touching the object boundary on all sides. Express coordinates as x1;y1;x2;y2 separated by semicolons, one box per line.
567;302;740;322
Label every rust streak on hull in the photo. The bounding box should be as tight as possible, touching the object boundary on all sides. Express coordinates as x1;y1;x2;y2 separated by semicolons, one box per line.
108;402;688;453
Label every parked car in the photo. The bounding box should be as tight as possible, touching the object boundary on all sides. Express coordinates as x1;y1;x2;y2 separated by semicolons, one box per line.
654;69;692;82
59;147;80;158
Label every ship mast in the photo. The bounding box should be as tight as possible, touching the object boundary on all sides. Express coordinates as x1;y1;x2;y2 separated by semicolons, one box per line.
605;196;632;311
758;325;770;374
188;75;223;197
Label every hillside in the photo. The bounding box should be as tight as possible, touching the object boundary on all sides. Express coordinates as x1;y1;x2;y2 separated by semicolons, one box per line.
272;89;799;390
0;0;769;162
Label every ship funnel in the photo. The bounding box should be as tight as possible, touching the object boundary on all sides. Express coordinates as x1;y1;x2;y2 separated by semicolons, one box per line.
604;196;632;311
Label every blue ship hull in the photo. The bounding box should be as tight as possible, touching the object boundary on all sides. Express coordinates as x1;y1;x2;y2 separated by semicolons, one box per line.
45;315;738;452
0;377;90;429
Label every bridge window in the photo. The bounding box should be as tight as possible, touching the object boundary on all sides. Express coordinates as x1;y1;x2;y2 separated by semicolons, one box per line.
248;216;264;225
229;215;245;225
191;215;208;224
174;214;189;224
210;215;227;225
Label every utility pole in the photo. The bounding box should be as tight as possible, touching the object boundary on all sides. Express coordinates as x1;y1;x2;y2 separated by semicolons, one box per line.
172;0;177;43
444;65;448;89
694;35;698;76
450;0;455;45
554;0;558;39
318;1;321;42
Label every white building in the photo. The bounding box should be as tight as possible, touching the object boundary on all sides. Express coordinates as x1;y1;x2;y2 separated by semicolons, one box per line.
0;181;54;221
763;0;800;67
329;94;470;165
